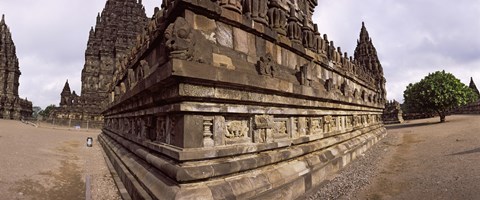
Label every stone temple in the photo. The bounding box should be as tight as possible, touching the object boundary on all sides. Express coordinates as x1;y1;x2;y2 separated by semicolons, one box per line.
51;0;148;128
99;0;387;199
454;77;480;114
0;15;32;120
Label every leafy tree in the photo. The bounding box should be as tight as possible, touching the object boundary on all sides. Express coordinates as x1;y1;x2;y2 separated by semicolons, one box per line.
403;70;478;122
38;104;56;118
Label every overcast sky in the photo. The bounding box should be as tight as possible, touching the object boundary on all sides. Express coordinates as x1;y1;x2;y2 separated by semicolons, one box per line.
1;0;479;108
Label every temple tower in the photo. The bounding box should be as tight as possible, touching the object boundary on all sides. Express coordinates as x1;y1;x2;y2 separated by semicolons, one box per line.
469;77;479;96
354;22;386;102
0;14;33;119
52;0;148;126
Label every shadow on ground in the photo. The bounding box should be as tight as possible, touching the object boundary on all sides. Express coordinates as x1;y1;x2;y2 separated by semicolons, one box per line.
449;147;480;156
386;121;441;130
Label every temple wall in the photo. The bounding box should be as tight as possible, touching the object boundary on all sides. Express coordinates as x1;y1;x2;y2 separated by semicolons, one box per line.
99;1;387;199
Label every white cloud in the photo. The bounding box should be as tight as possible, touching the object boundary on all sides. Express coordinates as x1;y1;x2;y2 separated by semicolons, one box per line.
314;0;480;102
1;0;479;108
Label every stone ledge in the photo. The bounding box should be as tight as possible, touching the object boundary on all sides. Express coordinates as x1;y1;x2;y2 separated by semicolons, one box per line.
99;123;387;199
101;124;383;183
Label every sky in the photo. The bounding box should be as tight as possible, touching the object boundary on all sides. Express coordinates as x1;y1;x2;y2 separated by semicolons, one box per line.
0;0;479;108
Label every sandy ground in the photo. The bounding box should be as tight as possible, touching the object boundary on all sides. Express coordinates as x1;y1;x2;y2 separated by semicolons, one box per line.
307;115;480;200
0;119;120;200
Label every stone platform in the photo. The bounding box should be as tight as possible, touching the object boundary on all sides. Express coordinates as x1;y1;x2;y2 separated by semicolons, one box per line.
99;0;387;199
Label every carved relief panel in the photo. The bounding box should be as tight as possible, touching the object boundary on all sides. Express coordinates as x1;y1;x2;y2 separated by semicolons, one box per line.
273;118;289;140
225;117;251;144
155;116;167;143
253;115;274;143
308;117;323;135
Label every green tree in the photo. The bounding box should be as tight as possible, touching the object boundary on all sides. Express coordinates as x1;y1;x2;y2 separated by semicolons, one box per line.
403;70;478;122
38;104;56;118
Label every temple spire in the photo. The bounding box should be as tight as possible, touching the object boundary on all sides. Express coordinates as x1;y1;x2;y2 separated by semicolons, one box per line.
469;77;480;96
62;80;71;94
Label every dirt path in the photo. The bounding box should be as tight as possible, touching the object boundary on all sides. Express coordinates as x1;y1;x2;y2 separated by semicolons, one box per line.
0;119;120;200
358;115;480;199
307;115;480;200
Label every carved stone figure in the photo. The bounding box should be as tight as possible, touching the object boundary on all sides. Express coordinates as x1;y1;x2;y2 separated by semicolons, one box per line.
324;115;333;132
254;115;274;143
325;78;334;92
165;17;194;60
225;120;249;138
256;53;279;77
298;62;313;86
140;60;151;78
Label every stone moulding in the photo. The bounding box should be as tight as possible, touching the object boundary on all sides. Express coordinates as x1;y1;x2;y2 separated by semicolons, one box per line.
100;0;387;199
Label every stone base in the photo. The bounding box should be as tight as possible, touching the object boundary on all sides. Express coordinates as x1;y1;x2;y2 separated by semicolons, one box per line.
99;125;387;199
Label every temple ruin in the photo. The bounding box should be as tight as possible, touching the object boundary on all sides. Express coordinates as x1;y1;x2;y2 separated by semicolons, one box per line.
383;100;404;124
453;77;480;114
0;15;32;120
99;0;387;199
50;0;148;128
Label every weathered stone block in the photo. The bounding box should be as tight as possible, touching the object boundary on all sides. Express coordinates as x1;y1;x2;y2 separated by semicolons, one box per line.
233;27;248;54
212;53;235;70
216;22;233;48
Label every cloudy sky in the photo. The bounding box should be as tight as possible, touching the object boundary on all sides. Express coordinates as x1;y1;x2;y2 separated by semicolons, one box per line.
0;0;479;108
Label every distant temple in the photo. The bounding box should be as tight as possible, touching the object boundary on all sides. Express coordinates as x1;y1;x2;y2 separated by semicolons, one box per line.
469;77;480;96
383;100;404;124
0;15;32;120
51;0;148;127
453;77;480;114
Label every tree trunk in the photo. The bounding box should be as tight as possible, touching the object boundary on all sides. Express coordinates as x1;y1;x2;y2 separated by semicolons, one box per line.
439;113;446;123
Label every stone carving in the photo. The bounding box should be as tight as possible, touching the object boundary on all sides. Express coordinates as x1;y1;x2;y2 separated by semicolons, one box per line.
297;117;307;136
302;18;316;50
383;100;404;124
156;116;167;143
244;0;269;25
267;0;288;35
324;115;333;132
165;17;194;60
273;120;288;136
254;115;274;143
287;5;302;43
254;115;274;129
140;60;151;78
166;116;178;145
225;120;249;138
165;17;212;64
298;62;313;86
203;117;214;147
309;117;323;134
325;78;334;92
256;53;279;77
0;15;32;119
346;116;353;129
341;81;350;96
128;69;136;89
219;0;243;13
